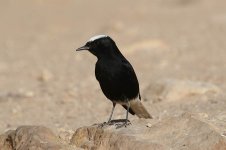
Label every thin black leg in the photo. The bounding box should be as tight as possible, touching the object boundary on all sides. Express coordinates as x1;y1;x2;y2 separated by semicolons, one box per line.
108;102;116;122
125;101;130;124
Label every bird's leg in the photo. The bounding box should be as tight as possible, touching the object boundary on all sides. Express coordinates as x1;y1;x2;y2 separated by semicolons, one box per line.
108;102;116;123
116;100;131;129
125;101;129;124
98;102;116;128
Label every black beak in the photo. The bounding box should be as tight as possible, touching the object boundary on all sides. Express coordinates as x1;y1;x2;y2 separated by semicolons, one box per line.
76;45;90;51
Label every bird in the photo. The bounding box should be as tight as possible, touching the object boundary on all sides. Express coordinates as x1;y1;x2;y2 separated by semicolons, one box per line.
76;35;152;127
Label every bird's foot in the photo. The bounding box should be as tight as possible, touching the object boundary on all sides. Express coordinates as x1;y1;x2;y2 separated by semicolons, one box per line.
97;119;131;129
115;120;131;129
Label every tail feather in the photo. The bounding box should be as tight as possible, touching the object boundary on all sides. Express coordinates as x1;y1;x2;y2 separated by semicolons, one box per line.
130;100;152;119
122;105;135;115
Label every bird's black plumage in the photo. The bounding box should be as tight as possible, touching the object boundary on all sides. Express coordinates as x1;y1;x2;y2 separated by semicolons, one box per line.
95;48;140;102
76;35;151;126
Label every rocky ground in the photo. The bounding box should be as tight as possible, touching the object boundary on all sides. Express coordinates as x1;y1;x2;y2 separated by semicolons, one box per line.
1;0;226;149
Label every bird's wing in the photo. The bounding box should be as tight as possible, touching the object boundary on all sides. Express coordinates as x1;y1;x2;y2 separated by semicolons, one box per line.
95;58;140;100
120;60;140;96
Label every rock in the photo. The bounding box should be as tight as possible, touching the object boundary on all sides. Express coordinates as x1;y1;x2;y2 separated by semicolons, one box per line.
0;89;34;101
70;113;226;150
17;88;35;98
148;113;226;150
37;69;53;82
58;128;75;144
0;126;76;150
1;114;226;150
70;121;167;150
143;79;222;103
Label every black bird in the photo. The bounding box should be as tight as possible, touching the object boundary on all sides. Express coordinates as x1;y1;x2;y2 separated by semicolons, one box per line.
76;35;152;126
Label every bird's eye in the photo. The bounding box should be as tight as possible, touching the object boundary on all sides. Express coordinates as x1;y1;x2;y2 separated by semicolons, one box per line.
86;42;90;46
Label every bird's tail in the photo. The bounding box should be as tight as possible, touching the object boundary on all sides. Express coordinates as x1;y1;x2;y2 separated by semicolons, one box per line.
130;100;152;119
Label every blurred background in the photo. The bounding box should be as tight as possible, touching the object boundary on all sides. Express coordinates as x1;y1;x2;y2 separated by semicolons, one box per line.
0;0;226;134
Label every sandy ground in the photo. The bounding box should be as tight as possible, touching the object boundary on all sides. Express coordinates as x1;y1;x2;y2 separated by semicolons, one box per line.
0;0;226;135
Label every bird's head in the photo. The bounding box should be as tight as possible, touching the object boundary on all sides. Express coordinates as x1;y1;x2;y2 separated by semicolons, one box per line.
76;35;121;58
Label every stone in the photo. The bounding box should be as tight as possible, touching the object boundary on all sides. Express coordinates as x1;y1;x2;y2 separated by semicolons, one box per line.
1;114;226;150
70;113;226;150
143;79;222;103
147;113;226;150
0;126;64;150
70;123;167;150
37;69;53;82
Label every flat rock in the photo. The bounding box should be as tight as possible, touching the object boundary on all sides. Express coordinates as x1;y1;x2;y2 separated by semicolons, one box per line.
1;114;226;150
70;120;167;150
143;79;222;103
70;113;226;150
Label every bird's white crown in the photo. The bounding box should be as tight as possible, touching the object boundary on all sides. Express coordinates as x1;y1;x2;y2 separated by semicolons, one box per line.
88;35;108;42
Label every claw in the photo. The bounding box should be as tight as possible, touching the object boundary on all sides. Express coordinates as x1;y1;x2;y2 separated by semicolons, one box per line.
97;122;108;128
97;119;131;129
115;120;131;129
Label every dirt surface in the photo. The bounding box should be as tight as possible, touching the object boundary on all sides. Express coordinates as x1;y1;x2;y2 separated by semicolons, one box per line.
0;0;226;142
